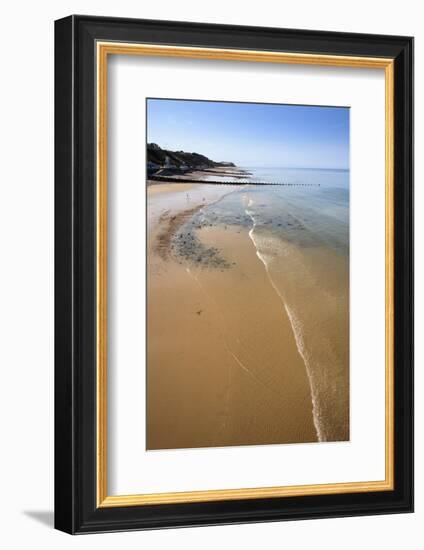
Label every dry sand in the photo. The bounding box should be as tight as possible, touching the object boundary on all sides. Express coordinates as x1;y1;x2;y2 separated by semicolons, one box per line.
147;182;199;195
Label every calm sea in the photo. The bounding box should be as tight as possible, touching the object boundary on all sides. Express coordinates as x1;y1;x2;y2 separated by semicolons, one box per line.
195;166;350;441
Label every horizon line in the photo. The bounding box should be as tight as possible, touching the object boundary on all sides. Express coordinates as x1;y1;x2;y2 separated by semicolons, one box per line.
240;165;349;171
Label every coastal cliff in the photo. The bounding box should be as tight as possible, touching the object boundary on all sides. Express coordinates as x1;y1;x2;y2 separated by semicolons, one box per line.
147;143;235;170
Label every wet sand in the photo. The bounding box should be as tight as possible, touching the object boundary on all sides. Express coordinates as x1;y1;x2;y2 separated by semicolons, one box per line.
147;184;318;449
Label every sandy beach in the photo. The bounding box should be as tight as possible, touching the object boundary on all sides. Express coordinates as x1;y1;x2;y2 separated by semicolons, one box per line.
146;99;349;451
146;181;346;450
147;166;252;187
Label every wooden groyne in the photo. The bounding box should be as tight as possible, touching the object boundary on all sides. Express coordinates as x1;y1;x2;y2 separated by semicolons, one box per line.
149;175;320;186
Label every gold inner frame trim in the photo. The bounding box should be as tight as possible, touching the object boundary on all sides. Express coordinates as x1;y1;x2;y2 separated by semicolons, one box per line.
96;41;395;508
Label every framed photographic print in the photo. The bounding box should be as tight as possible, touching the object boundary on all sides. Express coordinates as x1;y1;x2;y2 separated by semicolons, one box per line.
54;15;413;534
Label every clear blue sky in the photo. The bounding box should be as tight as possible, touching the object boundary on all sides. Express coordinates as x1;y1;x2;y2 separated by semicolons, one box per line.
147;98;349;169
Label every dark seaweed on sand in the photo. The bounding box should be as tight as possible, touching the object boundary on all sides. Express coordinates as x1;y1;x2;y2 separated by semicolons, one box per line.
171;222;231;269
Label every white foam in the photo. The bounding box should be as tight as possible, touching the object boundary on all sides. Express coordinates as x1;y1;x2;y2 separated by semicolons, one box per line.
245;204;323;442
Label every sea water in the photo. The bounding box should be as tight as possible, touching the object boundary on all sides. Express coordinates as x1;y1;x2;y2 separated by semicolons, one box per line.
192;167;350;442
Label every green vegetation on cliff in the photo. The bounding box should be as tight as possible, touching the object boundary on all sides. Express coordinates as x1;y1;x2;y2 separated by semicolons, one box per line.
147;143;235;169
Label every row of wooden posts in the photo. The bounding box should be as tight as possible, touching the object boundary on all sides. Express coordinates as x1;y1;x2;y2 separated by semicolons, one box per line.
150;176;320;186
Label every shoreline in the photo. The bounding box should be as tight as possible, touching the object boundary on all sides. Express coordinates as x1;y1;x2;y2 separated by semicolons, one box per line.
147;178;349;448
147;184;319;450
147;223;318;450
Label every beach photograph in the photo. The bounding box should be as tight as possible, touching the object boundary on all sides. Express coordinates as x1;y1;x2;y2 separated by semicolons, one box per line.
146;98;350;450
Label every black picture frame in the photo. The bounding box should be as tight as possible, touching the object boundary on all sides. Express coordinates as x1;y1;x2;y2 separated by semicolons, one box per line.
55;14;413;534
